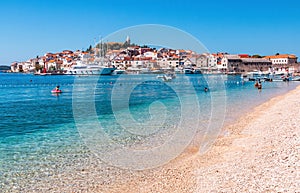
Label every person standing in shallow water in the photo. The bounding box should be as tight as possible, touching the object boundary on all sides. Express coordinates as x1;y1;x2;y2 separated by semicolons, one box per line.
254;80;259;87
257;81;262;90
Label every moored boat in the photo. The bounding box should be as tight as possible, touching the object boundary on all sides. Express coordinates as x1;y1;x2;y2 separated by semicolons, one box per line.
114;69;126;75
184;68;193;74
193;68;202;74
156;73;176;82
65;64;116;75
291;76;300;81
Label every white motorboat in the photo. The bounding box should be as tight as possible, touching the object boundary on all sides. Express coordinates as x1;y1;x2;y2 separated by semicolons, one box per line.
156;73;176;82
292;76;300;81
193;68;202;74
66;64;116;75
184;68;193;74
114;69;126;75
242;71;270;81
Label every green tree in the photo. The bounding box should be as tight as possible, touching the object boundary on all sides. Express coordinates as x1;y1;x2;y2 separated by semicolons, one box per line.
86;45;92;52
252;54;263;58
35;64;43;72
123;41;130;48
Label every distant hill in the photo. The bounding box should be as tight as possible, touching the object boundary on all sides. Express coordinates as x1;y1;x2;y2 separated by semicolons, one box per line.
0;65;10;71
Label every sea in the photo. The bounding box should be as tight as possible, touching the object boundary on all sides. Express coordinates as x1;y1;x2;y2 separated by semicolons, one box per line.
0;72;299;189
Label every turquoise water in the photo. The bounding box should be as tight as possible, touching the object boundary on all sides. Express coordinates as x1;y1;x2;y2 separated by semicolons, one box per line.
0;73;299;189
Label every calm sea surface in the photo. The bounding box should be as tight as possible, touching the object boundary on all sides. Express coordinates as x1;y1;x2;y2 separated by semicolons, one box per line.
0;72;299;189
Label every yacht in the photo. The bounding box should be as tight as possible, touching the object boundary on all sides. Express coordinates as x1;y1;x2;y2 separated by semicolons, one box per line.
193;68;202;74
113;69;126;75
184;67;193;74
242;71;270;81
270;72;292;82
66;64;116;75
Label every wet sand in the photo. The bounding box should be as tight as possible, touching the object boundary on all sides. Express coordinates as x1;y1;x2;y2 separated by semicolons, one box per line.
10;86;299;192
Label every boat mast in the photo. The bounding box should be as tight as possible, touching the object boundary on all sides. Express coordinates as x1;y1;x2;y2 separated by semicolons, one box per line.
99;35;105;66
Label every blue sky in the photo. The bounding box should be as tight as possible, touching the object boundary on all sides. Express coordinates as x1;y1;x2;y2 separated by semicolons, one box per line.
0;0;299;65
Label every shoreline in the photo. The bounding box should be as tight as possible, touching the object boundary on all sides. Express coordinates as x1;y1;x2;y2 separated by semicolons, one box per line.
4;84;299;192
98;84;300;192
192;85;300;192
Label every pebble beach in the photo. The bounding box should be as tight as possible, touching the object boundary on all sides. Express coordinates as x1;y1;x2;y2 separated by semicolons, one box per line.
1;0;300;192
104;85;300;192
5;86;297;193
194;85;300;192
1;80;299;193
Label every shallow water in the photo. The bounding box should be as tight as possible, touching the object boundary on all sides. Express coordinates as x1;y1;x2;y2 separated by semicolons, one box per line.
0;73;299;188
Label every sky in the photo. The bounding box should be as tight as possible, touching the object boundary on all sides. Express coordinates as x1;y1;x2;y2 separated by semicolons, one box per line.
0;0;299;65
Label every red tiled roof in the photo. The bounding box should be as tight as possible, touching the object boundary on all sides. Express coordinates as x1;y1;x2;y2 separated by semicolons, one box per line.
264;54;297;59
239;54;249;58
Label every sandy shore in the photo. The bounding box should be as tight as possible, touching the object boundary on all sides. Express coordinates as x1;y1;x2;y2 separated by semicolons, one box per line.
99;85;300;192
193;85;300;192
9;86;299;192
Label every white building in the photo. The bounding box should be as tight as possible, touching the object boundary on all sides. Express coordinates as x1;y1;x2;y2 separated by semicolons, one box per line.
143;51;157;59
219;55;241;72
207;54;218;68
10;61;35;72
10;62;19;72
130;59;156;69
264;54;297;65
157;58;179;68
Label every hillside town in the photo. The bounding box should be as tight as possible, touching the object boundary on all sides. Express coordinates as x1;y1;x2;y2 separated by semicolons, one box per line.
9;37;299;75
